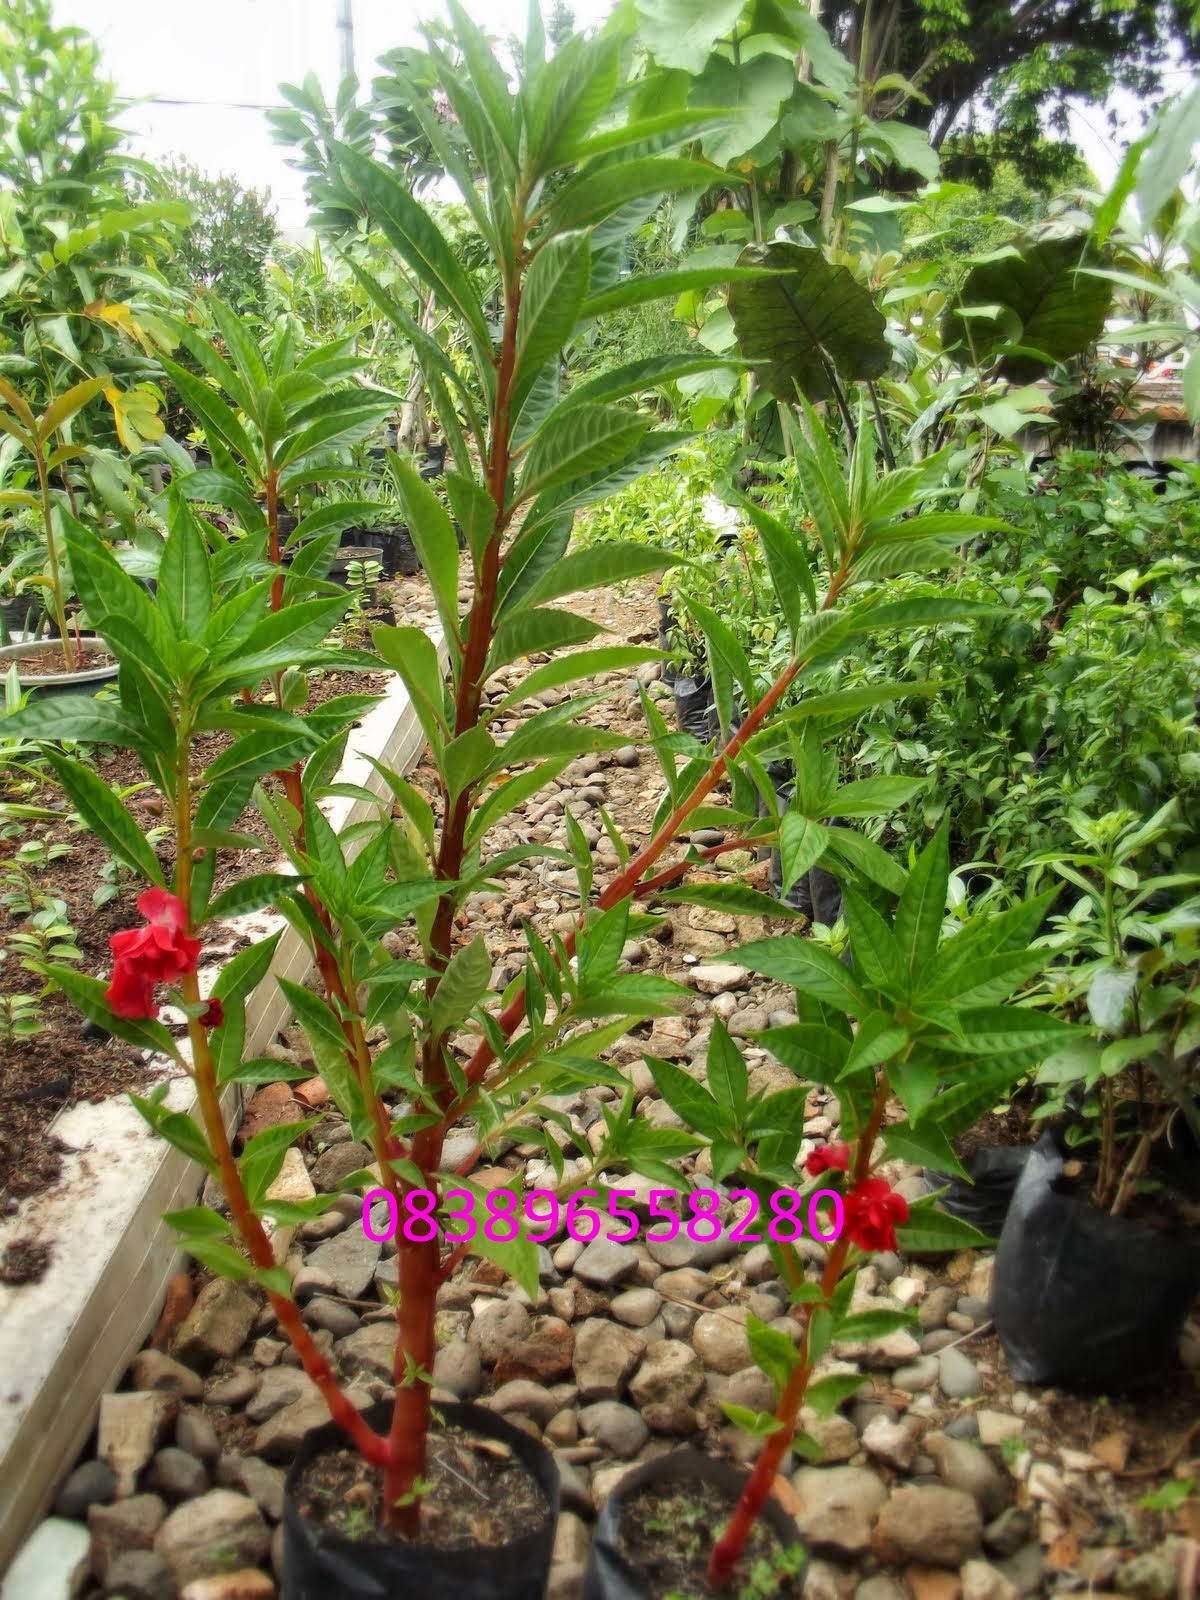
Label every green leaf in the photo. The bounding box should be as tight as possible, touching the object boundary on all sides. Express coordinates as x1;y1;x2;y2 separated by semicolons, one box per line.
330;139;492;350
45;754;165;887
517;404;650;504
514;230;592;419
943;234;1111;382
442;724;496;805
823;827;907;895
894;824;950;980
721;1403;784;1437
454;1178;540;1302
163;1205;230;1241
488;606;606;671
707;1019;748;1119
728;241;889;404
545;156;721;236
373;624;449;753
647;1055;726;1140
430;936;491;1040
664;880;805;921
635;0;744;72
805;1372;866;1417
205;874;300;924
129;1093;217;1175
385;452;461;648
733;938;868;1018
158;495;214;639
747;1313;802;1395
240;1117;321;1207
836;1307;917;1341
518;543;681;612
779;812;828;893
897;1197;992;1252
580;265;781;320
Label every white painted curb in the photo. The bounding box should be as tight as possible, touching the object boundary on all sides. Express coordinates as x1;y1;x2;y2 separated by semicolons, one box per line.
0;638;445;1568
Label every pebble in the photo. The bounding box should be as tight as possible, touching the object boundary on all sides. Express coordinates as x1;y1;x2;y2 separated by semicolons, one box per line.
572;1236;639;1288
938;1347;984;1399
573;1318;645;1400
925;1435;1010;1518
579;1400;649;1458
175;1411;221;1465
145;1447;209;1501
174;1281;257;1369
433;1339;482;1399
629;1341;704;1410
692;1308;752;1374
97;1391;178;1497
892;1355;941;1393
1;1518;91;1600
154;1490;270;1586
53;1459;116;1519
874;1486;983;1567
610;1287;663;1327
976;1410;1024;1448
130;1351;205;1400
792;1466;888;1557
302;1228;381;1299
303;1296;361;1338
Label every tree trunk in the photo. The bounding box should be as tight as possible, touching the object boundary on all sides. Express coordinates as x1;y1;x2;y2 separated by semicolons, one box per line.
396;290;436;453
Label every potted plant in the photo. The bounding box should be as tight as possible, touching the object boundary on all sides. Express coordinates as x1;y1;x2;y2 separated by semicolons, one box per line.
5;9;1027;1593
0;375;121;689
992;802;1200;1388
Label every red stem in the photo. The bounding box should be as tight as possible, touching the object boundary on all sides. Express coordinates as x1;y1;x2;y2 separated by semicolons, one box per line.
705;1076;891;1588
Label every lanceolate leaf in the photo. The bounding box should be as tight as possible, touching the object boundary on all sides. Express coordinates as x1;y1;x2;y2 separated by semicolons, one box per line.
728;242;889;403
46;754;165;887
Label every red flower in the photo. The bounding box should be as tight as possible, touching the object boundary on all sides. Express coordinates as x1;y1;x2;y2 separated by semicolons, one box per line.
105;889;201;1019
843;1178;910;1254
199;998;224;1030
806;1142;851;1179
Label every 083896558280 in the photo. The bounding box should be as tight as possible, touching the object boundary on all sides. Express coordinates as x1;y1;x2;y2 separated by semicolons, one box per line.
361;1184;844;1247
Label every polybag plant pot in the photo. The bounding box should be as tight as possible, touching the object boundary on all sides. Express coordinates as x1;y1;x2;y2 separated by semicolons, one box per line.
923;1146;1032;1236
993;1131;1200;1390
672;674;720;743
281;1401;559;1600
582;1450;805;1600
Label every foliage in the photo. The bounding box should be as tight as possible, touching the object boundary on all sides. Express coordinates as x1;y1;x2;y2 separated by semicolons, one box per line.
0;0;186;436
154;160;278;316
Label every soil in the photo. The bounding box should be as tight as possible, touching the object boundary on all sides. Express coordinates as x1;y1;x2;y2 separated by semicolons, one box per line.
615;1479;804;1599
0;663;389;1221
6;643;118;677
292;1423;549;1551
0;1237;52;1284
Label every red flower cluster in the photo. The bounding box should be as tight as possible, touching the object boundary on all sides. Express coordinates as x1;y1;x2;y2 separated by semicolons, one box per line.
805;1142;850;1178
106;890;201;1019
843;1178;909;1254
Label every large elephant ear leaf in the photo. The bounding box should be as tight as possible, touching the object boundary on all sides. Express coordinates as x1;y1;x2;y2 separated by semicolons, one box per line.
942;233;1112;382
727;241;889;404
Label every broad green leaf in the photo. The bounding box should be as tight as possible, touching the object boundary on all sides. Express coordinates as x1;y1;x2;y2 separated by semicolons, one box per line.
663;881;805;920
514;230;592;420
373;624;449;752
747;1313;802;1394
488;607;606;671
517;404;650;503
896;1196;992;1252
545;157;720;235
494;646;665;710
728;241;889;403
385;451;461;647
51;968;179;1060
518;543;680;611
635;0;744;73
330;139;492;350
206;874;301;924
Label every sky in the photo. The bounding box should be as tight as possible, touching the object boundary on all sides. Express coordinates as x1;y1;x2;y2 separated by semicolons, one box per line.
54;0;615;232
53;0;1170;235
